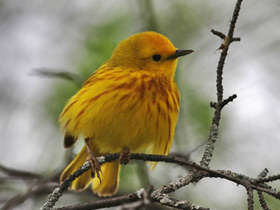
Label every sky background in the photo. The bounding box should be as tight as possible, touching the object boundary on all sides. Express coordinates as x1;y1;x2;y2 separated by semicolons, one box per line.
0;0;280;209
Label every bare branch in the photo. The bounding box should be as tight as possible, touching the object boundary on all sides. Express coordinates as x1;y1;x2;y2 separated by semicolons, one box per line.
42;153;280;209
0;164;41;180
232;37;241;42
200;0;244;168
256;174;280;184
54;186;209;210
221;94;237;108
257;191;271;210
211;29;226;39
31;68;84;86
199;124;218;168
247;188;254;210
2;183;58;210
118;185;153;210
151;192;209;210
55;190;140;210
258;168;269;179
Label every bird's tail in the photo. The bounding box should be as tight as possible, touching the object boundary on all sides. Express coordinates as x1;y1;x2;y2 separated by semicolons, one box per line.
60;146;121;196
92;160;120;196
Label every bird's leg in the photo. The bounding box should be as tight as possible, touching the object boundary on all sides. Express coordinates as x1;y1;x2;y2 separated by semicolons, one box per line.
84;138;102;183
119;147;131;165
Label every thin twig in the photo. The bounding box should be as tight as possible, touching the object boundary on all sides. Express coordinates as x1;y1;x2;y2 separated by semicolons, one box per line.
256;174;280;184
200;0;243;168
221;94;237;108
257;191;271;210
257;168;269;179
118;185;153;210
55;190;140;210
247;188;254;210
199;125;218;168
0;164;41;180
151;192;209;210
32;68;84;86
2;183;58;210
211;29;226;39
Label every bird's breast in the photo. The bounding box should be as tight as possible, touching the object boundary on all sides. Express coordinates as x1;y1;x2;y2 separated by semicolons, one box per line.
60;70;180;155
89;73;179;154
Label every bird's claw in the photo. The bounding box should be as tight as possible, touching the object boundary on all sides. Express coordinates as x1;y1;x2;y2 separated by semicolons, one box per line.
87;155;102;184
120;147;131;165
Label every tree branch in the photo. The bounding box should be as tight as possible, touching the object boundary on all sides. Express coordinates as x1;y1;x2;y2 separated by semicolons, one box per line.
2;183;58;210
55;190;140;210
257;191;270;210
247;187;254;210
42;153;280;209
0;164;41;180
200;0;243;168
32;68;84;87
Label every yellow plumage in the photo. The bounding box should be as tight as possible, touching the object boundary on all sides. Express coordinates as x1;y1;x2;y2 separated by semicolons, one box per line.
59;31;192;196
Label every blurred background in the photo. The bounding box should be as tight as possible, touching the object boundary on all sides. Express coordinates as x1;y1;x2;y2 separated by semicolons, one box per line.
0;0;280;209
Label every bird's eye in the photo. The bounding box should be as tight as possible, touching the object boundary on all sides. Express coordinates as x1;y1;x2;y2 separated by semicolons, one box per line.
152;54;161;62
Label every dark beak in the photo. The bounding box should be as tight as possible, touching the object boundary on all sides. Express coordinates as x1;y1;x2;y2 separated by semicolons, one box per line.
166;49;194;60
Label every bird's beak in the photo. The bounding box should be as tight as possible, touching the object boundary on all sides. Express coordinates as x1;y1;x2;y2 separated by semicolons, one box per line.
166;49;194;60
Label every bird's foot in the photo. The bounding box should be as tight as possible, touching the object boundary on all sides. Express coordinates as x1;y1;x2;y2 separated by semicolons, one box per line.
84;138;102;183
120;147;131;165
87;153;102;183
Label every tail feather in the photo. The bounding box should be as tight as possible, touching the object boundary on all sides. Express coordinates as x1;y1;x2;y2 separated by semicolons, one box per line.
60;146;92;191
72;170;92;191
60;146;121;196
92;160;120;196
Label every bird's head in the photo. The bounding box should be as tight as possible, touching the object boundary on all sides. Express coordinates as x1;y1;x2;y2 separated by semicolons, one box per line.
109;31;193;78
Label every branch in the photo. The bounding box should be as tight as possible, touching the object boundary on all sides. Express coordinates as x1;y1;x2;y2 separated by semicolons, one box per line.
0;164;41;180
0;167;61;210
31;68;84;86
258;191;270;210
55;190;140;210
256;168;270;210
256;174;280;184
1;183;58;210
42;153;280;209
199;124;218;168
55;187;209;210
200;0;243;168
118;185;153;210
151;192;209;210
247;188;254;210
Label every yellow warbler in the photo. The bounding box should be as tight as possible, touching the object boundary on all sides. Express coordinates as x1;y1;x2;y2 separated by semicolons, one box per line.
59;31;193;196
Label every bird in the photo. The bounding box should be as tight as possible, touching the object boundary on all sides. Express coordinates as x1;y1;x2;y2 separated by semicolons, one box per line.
59;31;193;196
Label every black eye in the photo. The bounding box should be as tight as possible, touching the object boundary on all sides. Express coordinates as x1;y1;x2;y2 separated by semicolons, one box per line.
152;54;161;62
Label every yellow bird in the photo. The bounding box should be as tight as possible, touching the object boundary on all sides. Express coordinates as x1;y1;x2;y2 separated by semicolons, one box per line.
59;31;193;196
